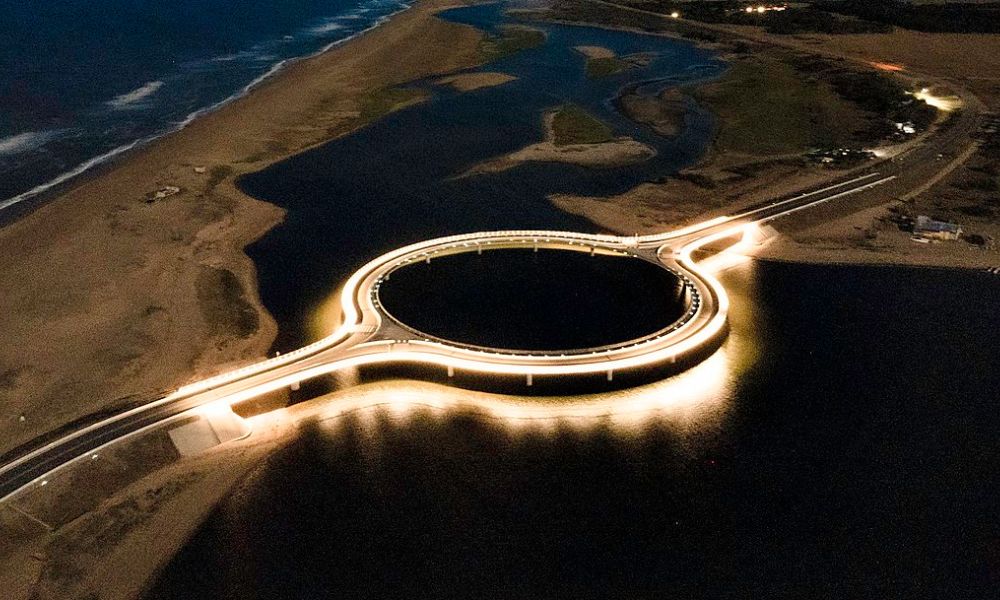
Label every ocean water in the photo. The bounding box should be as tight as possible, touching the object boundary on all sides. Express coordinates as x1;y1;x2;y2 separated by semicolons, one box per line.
0;0;411;213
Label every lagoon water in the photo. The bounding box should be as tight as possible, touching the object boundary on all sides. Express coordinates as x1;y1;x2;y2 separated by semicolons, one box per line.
376;249;688;351
242;1;724;351
0;0;412;211
140;3;998;597
148;261;1000;598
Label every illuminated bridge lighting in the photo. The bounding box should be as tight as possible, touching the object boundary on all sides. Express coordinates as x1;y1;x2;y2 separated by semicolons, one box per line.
0;172;897;504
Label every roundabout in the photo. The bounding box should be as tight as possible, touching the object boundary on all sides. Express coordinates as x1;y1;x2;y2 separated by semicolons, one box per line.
0;172;896;501
373;247;692;354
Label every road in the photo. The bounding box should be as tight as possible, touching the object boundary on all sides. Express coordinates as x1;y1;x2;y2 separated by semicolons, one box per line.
0;170;897;503
4;0;988;510
576;0;987;221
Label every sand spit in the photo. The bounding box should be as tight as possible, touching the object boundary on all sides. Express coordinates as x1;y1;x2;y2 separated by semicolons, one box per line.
436;71;518;91
0;0;487;455
574;45;615;59
461;110;656;176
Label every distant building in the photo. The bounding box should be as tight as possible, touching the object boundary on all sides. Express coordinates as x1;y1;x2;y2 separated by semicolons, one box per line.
914;215;962;241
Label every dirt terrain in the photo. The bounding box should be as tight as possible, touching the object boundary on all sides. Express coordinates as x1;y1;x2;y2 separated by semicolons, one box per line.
0;0;489;456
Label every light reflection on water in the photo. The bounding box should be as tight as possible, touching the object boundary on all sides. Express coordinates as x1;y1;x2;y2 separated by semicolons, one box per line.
152;260;1000;598
293;251;760;436
293;346;730;433
267;256;760;449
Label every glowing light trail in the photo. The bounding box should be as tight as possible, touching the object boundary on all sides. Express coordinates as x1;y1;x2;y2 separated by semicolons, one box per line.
0;172;896;502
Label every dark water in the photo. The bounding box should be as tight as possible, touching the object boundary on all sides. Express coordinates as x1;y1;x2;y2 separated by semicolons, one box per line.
147;262;1000;598
142;3;1000;596
241;2;724;352
0;0;410;211
376;249;686;351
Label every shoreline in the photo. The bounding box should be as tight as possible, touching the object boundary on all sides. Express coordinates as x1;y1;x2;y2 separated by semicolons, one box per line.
1;5;997;594
3;0;994;456
458;109;656;176
0;2;416;219
0;0;487;456
530;2;998;270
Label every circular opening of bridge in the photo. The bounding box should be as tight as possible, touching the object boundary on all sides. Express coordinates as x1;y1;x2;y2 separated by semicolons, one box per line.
375;248;690;352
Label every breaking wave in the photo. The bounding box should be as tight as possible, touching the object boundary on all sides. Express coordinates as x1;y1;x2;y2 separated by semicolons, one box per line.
107;81;165;109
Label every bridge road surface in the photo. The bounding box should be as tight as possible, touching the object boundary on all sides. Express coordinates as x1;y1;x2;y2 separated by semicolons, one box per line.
0;171;897;502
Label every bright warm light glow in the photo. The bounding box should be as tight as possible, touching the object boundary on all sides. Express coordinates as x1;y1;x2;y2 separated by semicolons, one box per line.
2;155;907;506
747;4;787;14
303;347;733;430
638;215;733;244
670;11;680;19
687;224;756;275
199;400;237;420
913;88;962;112
870;62;905;73
311;286;347;341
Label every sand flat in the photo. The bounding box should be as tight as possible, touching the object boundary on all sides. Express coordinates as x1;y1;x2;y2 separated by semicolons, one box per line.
436;71;518;91
0;0;486;454
574;45;616;59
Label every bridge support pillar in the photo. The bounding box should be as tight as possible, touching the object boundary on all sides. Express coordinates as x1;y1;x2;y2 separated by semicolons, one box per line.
590;247;595;256
291;381;300;391
526;373;533;387
607;370;614;382
168;407;249;458
477;245;482;255
425;256;431;264
447;366;454;378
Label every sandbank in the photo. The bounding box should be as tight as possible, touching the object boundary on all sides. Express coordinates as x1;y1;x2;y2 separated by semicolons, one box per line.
460;109;655;176
0;0;487;455
436;71;518;91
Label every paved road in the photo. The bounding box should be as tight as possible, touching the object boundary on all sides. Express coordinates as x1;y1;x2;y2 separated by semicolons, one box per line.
0;171;897;503
4;0;987;508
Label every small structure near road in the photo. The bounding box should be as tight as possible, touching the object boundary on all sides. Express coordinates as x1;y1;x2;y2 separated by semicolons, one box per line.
144;185;181;203
807;147;874;167
913;215;962;241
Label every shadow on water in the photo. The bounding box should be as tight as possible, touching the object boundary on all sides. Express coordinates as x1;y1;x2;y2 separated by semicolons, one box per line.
149;412;734;599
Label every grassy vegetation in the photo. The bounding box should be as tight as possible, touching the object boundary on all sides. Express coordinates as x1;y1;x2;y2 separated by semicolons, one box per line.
817;0;1000;34
206;165;233;190
763;8;892;34
551;105;614;146
196;267;259;339
480;25;546;63
690;57;869;155
358;87;427;123
0;367;22;391
825;70;937;134
586;56;627;78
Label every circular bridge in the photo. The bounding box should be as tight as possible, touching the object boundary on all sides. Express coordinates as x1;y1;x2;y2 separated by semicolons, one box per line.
1;170;899;501
337;229;729;388
372;247;698;356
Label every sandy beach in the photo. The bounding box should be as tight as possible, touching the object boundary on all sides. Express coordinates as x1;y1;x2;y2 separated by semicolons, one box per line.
1;4;997;596
0;0;488;455
3;0;997;463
